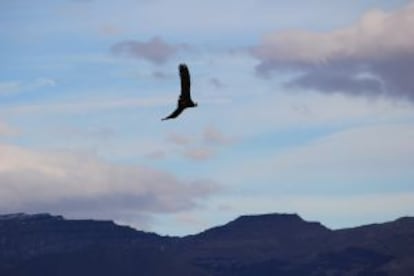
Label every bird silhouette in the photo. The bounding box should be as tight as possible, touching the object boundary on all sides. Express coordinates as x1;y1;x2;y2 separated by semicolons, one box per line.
162;64;197;120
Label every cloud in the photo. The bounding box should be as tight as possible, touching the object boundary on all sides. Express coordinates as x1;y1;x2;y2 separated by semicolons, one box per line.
111;37;188;64
0;78;55;96
144;150;167;160
53;125;115;141
163;126;233;162
165;131;214;161
0;143;219;224
220;89;414;140
237;124;414;193
152;71;170;79
0;121;20;137
166;132;192;146
31;78;56;88
98;24;123;36
252;2;414;101
209;78;225;89
203;126;234;146
0;81;21;96
183;147;215;161
1;96;171;115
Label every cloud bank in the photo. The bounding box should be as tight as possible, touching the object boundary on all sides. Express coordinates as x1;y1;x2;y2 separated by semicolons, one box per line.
0;143;218;222
252;2;414;101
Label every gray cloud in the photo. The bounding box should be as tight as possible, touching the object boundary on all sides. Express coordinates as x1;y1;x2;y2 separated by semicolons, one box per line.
111;37;188;64
209;77;225;89
251;3;414;101
284;62;384;97
152;71;170;79
0;143;219;225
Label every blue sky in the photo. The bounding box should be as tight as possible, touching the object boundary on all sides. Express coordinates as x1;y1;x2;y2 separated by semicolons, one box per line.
1;0;414;235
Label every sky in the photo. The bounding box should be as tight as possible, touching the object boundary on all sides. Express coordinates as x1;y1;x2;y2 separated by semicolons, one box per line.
1;0;414;236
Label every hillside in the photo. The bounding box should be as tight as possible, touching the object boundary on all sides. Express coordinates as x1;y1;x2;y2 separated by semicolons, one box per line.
1;213;413;275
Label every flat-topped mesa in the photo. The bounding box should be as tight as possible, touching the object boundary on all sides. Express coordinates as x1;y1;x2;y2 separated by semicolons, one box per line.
233;213;305;225
194;213;331;241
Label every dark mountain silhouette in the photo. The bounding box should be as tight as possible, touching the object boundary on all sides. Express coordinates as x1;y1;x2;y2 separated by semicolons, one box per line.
1;213;413;275
162;63;198;120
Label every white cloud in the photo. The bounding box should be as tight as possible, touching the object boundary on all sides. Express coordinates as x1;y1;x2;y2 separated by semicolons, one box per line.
219;91;414;139
54;125;115;141
1;95;171;115
254;5;414;64
236;124;414;191
30;78;56;89
0;81;20;96
0;78;55;96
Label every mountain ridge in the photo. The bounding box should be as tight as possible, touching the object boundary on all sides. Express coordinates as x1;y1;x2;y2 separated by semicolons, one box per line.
1;212;413;275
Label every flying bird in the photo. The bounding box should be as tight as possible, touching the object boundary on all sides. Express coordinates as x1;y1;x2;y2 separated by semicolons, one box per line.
162;64;197;120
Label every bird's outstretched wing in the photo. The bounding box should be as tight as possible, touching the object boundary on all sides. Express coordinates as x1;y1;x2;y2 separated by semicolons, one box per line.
179;64;191;101
161;106;184;120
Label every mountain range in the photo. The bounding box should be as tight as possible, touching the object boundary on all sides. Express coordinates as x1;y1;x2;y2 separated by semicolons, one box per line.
0;212;413;275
